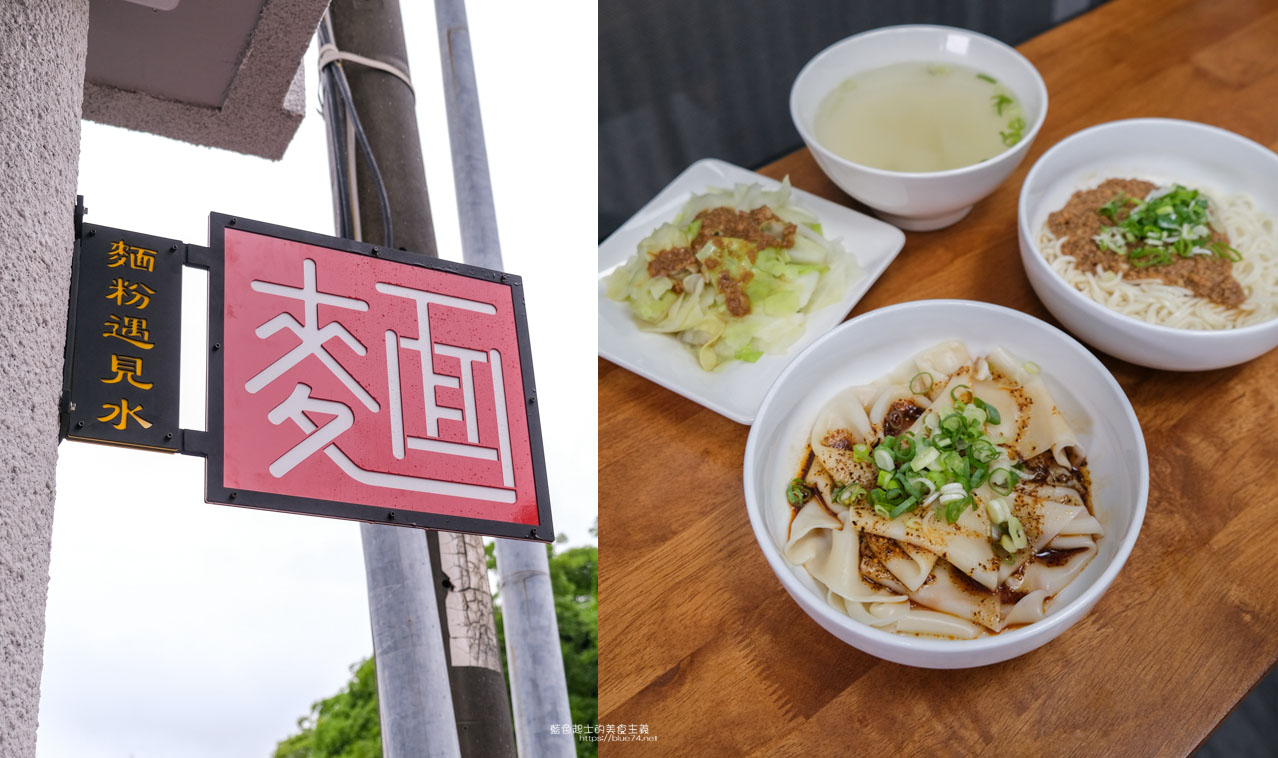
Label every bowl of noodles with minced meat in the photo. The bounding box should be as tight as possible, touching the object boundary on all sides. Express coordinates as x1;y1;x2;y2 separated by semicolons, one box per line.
1018;118;1278;370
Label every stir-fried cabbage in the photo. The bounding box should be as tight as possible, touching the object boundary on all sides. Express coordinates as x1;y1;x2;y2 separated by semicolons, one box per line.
606;178;859;370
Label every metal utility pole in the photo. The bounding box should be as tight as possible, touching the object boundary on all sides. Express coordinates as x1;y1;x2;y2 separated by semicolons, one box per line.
325;2;516;757
360;524;461;758
433;1;576;755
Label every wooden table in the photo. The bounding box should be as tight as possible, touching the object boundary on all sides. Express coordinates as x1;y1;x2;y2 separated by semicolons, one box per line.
598;0;1278;754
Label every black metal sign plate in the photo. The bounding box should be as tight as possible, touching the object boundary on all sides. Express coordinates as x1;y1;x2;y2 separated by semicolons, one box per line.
65;224;182;451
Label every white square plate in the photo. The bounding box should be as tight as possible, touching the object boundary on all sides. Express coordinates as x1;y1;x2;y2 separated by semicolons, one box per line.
598;158;906;424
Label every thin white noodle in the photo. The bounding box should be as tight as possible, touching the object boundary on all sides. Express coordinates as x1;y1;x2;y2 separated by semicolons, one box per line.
1039;191;1278;330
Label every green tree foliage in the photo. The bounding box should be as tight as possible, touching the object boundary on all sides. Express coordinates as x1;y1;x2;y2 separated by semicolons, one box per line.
274;657;381;758
275;526;598;758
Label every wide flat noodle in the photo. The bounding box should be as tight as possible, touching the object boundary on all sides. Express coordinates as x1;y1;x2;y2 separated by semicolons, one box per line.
916;350;1084;469
1001;590;1049;628
879;339;972;402
866;385;921;436
802;462;838;511
987;347;1083;467
909;559;1002;631
864;547;1022;634
863;534;938;592
1057;511;1104;536
996;484;1086;584
847;501;1001;590
859;542;908;594
1007;543;1098;597
784;500;840;566
857;550;984;639
806;511;905;604
1047;534;1096;550
894;609;984;639
810;386;877;486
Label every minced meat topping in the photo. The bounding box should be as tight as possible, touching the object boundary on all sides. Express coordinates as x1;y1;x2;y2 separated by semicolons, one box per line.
646;246;697;280
716;272;751;317
646;204;799;318
1046;177;1244;308
692;205;796;254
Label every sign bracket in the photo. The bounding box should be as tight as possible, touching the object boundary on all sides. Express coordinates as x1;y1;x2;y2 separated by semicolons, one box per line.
58;196;86;441
185;243;213;269
180;429;211;458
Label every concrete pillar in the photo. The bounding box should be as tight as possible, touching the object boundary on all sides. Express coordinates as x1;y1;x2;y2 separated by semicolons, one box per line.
0;2;90;756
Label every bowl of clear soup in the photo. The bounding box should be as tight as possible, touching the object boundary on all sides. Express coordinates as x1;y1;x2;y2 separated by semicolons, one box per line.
790;25;1048;231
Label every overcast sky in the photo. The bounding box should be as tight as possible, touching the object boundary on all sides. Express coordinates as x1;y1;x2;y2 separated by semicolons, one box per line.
36;4;596;757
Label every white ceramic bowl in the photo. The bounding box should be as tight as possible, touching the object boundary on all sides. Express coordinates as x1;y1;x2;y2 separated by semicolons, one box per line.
790;25;1048;231
1018;118;1278;370
743;300;1148;668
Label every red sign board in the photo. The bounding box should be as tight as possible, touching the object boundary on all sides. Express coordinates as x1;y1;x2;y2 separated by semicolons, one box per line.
194;214;550;541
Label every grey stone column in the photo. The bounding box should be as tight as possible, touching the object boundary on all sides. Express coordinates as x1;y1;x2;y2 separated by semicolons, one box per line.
0;2;90;756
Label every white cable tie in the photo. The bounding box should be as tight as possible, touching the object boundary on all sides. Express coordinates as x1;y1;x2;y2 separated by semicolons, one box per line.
317;42;414;97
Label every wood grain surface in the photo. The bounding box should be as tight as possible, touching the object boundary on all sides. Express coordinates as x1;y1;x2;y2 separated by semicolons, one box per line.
597;0;1278;754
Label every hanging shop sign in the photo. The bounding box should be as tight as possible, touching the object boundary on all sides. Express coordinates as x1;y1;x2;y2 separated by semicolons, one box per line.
64;222;183;451
62;203;552;542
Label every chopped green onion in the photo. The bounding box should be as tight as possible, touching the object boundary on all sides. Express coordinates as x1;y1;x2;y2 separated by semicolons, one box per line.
939;413;964;437
945;495;971;523
986;497;1010;524
912;477;937;499
1096;184;1239;267
888;496;920;519
876;469;893;488
852;444;870;463
909;372;934;395
978;73;998;84
973;397;1001;425
1098;193;1135;219
873;447;895;471
950;384;972;404
1000;116;1026;147
989;468;1014;496
894;434;918;463
971;439;999;464
786;478;812;506
833;483;865;505
962;404;987;426
911;446;940;471
1007;515;1028;550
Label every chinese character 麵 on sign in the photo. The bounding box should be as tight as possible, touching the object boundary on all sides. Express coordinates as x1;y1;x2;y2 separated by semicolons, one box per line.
221;231;539;526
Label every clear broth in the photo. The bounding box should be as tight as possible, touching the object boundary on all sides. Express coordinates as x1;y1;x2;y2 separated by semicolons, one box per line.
814;61;1027;173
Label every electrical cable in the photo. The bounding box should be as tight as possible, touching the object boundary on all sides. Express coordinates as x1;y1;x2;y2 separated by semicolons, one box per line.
318;14;353;238
317;11;394;249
